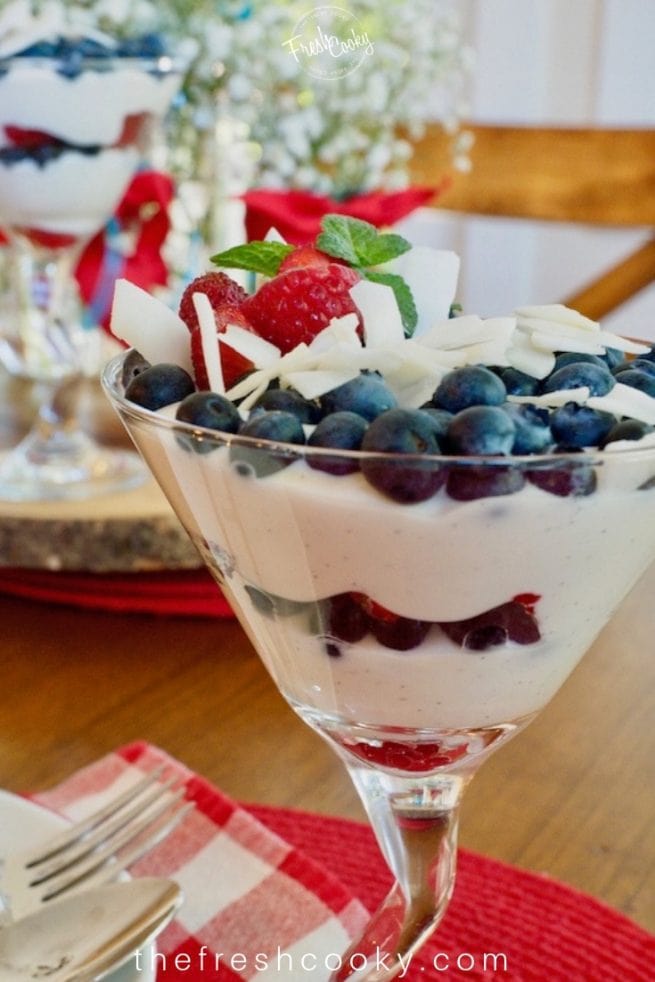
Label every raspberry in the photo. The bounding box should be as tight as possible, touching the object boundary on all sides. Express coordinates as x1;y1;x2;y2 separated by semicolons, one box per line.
178;272;248;333
4;125;60;149
346;739;466;772
190;303;256;390
241;264;361;353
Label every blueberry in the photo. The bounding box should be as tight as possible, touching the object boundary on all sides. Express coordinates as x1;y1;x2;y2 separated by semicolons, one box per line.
320;373;397;421
549;402;615;448
124;363;195;410
542;362;615;396
360;408;445;503
612;369;655;398
16;41;58;57
416;407;453;442
231;411;305;477
553;352;607;372
528;450;597;497
638;345;655;364
175;392;241;453
445;405;516;455
323;593;369;643
445;463;525;501
120;349;150;388
440;600;540;651
251;387;321;424
603;347;625;369
433;366;506;413
503;403;553;454
308;411;368;475
496;367;539;396
600;419;654;447
611;359;655;378
116;33;167;58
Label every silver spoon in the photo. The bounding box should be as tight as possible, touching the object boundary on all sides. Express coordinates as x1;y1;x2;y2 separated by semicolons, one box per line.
0;878;182;980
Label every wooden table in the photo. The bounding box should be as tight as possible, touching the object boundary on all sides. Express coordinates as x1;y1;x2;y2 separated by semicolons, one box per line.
1;374;654;935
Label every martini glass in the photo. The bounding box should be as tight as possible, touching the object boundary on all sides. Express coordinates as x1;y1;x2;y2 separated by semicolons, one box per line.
103;350;655;980
0;50;181;500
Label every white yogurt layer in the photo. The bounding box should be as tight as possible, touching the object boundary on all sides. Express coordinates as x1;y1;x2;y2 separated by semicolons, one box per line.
131;421;655;730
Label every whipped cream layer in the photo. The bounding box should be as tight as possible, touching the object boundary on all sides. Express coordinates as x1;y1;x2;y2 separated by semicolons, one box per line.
130;420;655;729
0;62;178;147
0;147;139;236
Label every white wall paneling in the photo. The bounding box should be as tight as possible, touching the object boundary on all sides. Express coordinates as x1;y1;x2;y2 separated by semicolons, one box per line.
400;0;655;339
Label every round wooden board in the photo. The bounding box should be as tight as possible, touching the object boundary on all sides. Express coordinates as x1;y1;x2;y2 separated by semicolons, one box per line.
0;475;201;572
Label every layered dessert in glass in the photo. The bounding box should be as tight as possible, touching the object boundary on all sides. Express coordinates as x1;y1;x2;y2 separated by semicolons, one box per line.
103;217;655;977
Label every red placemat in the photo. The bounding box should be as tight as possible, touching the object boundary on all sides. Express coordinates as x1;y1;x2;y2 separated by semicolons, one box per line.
249;806;655;981
0;567;233;617
30;743;654;980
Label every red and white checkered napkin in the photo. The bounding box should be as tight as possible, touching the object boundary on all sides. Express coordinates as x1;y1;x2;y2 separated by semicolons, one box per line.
31;742;368;981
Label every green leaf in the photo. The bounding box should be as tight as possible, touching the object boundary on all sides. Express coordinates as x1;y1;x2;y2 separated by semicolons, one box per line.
317;215;411;268
363;270;418;337
210;241;294;278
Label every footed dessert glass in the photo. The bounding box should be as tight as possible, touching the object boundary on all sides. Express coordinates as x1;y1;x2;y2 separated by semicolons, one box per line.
0;51;180;500
104;351;655;980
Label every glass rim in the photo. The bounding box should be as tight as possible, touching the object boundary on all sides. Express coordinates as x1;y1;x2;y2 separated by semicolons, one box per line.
102;351;655;469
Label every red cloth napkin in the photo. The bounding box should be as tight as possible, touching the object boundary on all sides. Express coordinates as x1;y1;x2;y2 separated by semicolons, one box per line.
31;743;368;980
0;568;233;617
242;186;444;245
30;743;655;981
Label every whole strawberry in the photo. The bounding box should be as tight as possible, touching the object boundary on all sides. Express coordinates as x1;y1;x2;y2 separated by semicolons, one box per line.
241;262;361;353
178;271;247;333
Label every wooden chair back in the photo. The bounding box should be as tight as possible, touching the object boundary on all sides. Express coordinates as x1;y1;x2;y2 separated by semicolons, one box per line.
409;123;655;320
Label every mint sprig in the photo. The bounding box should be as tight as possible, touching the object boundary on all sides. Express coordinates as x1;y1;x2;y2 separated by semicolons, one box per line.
211;215;418;335
317;214;411;268
318;216;417;335
210;241;293;278
362;271;417;334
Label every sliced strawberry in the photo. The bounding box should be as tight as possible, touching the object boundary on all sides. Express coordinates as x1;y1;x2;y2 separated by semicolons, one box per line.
114;112;149;148
178;271;248;333
278;245;333;273
241;263;361;353
190;303;256;390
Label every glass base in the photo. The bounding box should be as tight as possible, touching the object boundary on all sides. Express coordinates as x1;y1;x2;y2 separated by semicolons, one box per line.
0;427;147;502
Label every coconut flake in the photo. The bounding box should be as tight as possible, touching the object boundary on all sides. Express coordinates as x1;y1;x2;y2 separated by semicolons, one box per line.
111;279;192;373
508;386;591;409
516;304;599;332
506;334;556;379
351;279;404;348
588;383;655;425
220;324;280;366
284;369;359;400
385;247;460;334
193;292;224;393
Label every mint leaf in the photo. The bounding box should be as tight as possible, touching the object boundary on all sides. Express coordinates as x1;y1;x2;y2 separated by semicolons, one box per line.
317;215;411;267
363;270;418;336
210;241;293;278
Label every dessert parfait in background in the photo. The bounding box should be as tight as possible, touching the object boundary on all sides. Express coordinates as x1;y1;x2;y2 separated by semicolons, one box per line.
106;215;655;770
0;3;179;253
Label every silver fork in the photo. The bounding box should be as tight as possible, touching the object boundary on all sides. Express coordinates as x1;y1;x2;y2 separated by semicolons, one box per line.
2;765;193;922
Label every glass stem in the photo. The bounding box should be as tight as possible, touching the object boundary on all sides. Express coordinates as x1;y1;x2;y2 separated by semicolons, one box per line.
334;763;470;982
